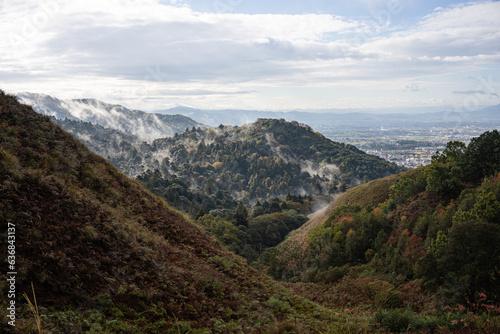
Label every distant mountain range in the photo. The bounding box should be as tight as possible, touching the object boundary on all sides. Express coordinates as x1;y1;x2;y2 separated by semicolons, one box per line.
16;92;205;141
17;92;500;136
158;104;500;129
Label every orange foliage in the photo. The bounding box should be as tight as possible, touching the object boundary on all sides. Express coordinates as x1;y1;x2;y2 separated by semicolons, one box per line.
346;228;356;238
437;207;446;220
402;234;426;268
339;215;354;224
373;207;384;219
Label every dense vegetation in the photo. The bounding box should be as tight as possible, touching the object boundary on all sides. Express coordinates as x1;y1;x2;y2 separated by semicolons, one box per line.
258;131;500;332
0;91;343;333
55;117;403;212
150;119;403;201
196;195;312;264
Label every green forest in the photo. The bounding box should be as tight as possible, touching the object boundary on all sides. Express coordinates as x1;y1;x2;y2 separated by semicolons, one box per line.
149;119;403;202
57;117;403;216
257;130;500;332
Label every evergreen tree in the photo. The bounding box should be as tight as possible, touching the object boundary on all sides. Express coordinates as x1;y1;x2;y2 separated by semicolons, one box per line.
234;201;249;227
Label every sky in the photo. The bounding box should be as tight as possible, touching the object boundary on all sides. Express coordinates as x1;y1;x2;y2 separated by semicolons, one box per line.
1;0;500;112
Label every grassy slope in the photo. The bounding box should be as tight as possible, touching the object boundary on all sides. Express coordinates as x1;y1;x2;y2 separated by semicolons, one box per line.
0;92;332;333
273;169;422;282
265;162;500;333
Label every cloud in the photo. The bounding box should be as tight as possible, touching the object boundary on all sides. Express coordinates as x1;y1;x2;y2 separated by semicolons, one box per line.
0;0;499;110
405;83;421;92
453;90;499;97
1;1;366;86
362;1;500;59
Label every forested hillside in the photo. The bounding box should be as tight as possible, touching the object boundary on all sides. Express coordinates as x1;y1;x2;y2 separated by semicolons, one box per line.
150;118;402;199
51;116;403;217
257;131;500;332
0;92;337;333
137;119;404;213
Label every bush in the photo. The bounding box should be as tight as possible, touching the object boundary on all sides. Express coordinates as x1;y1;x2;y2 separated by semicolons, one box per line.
267;297;294;317
374;308;440;332
374;288;402;310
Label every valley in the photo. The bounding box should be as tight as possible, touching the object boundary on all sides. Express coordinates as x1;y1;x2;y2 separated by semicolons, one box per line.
322;124;497;168
1;92;500;333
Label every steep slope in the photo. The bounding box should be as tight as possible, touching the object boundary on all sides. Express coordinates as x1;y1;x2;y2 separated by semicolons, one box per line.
16;92;205;141
265;170;416;281
299;168;423;237
0;92;331;333
262;134;500;308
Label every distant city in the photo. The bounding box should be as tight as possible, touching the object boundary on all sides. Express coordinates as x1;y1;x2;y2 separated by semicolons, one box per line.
320;124;498;168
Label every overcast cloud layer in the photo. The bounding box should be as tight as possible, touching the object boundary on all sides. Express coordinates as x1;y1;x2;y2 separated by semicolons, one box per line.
1;0;499;111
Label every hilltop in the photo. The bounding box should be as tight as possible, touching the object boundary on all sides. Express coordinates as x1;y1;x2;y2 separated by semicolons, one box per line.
119;118;403;210
40;114;404;218
0;91;336;333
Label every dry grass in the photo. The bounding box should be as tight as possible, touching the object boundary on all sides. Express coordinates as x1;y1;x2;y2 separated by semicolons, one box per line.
23;282;42;334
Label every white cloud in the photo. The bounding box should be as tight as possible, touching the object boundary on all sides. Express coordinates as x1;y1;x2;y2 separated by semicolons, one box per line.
362;1;500;58
0;0;499;109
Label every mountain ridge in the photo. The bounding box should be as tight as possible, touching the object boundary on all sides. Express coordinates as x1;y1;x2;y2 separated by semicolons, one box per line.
158;104;500;128
16;92;205;141
137;118;404;211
